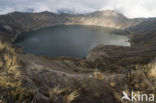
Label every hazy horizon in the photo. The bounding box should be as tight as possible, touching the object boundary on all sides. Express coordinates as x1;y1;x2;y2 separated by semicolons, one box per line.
0;0;156;18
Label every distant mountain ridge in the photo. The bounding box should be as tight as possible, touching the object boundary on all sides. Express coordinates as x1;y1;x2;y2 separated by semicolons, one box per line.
0;10;145;41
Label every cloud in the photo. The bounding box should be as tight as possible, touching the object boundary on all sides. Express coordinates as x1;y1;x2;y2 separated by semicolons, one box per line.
0;0;156;18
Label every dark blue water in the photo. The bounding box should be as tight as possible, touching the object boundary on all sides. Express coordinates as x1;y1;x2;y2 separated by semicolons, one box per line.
15;25;130;58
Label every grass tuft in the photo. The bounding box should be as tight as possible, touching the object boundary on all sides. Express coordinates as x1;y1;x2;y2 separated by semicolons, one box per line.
148;62;156;78
63;90;79;103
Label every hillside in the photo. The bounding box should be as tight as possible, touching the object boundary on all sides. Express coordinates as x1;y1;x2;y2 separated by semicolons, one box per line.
0;40;156;103
126;18;156;47
0;10;143;41
0;10;156;103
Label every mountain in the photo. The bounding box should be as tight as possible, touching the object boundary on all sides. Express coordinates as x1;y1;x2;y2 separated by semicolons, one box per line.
0;10;144;41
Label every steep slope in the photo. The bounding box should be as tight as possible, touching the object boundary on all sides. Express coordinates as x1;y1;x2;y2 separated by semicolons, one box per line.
127;18;156;47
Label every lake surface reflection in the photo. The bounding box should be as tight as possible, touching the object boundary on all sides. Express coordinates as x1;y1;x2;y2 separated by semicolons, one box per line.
15;25;130;58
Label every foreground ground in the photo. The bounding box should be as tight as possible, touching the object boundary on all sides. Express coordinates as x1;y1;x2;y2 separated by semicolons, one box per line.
0;40;156;103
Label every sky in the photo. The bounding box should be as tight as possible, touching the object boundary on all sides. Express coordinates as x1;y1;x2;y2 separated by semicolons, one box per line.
0;0;156;18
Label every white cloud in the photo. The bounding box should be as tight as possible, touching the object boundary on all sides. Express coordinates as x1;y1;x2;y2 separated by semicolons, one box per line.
0;0;156;18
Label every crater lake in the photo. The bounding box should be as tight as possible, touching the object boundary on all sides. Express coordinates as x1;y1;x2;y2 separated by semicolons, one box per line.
15;25;130;58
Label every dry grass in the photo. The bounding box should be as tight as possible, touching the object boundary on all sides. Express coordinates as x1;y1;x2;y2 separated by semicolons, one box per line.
0;41;19;70
0;41;34;102
110;82;116;87
0;41;81;103
148;62;156;78
93;69;105;80
49;85;66;100
49;85;79;103
0;41;20;86
10;81;26;99
63;90;79;103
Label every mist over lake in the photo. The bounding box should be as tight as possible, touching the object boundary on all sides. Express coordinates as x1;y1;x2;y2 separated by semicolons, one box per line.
15;25;130;58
